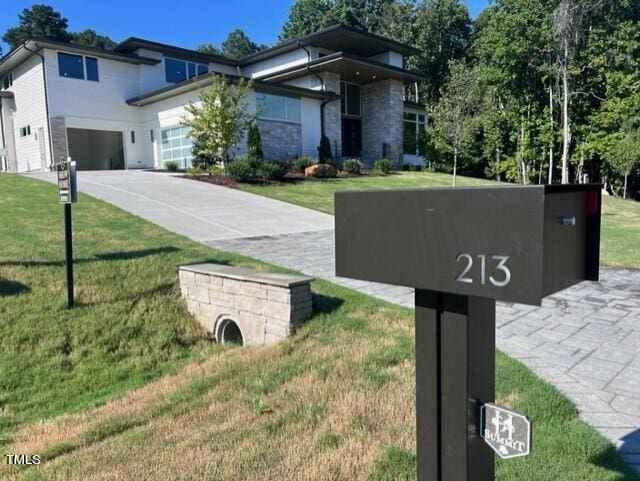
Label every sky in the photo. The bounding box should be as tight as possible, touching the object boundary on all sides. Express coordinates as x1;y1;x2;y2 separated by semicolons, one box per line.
0;0;490;55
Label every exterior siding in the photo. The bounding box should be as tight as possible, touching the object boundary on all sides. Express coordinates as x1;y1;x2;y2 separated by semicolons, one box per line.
4;55;51;172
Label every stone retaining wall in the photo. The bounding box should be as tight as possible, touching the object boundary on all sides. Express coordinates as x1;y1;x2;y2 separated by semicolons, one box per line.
178;263;313;346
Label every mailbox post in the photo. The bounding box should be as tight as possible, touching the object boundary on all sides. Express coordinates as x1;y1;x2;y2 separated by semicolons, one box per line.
335;184;601;481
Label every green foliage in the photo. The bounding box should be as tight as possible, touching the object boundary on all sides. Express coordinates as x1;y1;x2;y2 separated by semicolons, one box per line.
607;127;640;198
402;163;423;171
247;123;264;160
373;159;393;175
70;29;115;50
182;74;254;169
292;157;314;173
196;43;221;55
164;161;179;172
317;134;333;163
221;29;267;59
315;430;341;451
280;0;336;40
226;158;253;182
3;4;71;48
260;162;286;181
341;158;362;175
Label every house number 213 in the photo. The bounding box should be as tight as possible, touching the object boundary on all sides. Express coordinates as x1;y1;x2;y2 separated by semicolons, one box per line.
455;254;511;287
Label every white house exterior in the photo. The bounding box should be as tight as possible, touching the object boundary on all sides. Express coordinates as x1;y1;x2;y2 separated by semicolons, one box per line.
0;24;426;173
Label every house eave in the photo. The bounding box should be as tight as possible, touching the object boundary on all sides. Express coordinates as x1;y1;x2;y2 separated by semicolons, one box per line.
258;52;424;84
126;72;338;107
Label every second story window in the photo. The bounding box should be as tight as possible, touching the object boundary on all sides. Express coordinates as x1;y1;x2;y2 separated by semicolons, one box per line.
165;58;208;84
256;93;301;123
58;53;99;82
340;81;361;117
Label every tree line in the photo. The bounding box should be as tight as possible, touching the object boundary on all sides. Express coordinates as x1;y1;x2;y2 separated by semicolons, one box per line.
3;1;639;197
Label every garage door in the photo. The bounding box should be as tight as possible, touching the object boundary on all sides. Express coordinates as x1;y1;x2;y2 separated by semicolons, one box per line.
67;128;124;170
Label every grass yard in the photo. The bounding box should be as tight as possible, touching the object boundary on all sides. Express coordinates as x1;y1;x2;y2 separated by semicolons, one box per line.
242;171;640;269
0;174;637;480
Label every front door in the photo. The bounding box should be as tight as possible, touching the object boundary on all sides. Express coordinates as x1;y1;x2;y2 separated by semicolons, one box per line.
341;118;362;158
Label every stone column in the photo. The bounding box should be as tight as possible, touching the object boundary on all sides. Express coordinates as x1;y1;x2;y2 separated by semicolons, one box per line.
50;117;68;164
319;72;342;162
361;79;404;167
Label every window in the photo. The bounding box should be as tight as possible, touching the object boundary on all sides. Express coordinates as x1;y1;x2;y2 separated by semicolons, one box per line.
403;112;427;156
150;129;155;143
58;53;99;81
131;131;136;144
1;73;13;90
161;126;193;168
256;93;301;122
19;126;31;137
340;81;361;117
85;57;99;81
58;53;85;79
165;58;208;84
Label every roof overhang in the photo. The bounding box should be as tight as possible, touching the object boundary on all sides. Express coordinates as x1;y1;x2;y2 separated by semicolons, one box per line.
258;52;424;84
240;24;420;66
114;37;238;66
0;38;159;76
126;72;338;107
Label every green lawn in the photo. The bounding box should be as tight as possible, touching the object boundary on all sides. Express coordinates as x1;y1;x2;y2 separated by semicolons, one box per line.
0;174;637;480
242;171;640;269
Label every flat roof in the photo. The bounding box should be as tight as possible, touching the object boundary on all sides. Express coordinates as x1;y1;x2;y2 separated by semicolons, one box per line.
0;38;159;76
114;37;238;66
258;51;424;84
239;24;421;66
126;71;338;107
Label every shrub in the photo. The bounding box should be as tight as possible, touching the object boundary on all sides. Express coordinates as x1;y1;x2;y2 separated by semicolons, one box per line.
373;159;393;175
186;166;205;175
260;162;286;181
164;161;179;172
317;135;332;164
247;156;263;173
226;158;253;182
292;157;313;173
247;123;263;160
341;158;362;175
206;165;224;176
402;163;423;172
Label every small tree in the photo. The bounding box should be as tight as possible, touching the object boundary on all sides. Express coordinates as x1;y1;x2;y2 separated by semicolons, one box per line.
318;134;332;164
609;127;640;199
247;123;263;160
182;74;254;171
429;61;480;187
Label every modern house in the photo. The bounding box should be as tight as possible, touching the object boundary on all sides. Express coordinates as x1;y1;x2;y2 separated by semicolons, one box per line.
0;24;426;173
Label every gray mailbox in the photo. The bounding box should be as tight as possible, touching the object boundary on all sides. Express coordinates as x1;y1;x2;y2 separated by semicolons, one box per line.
335;184;601;481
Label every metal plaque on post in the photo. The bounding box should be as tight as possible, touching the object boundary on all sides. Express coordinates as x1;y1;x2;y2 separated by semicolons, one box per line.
57;159;77;204
480;403;531;459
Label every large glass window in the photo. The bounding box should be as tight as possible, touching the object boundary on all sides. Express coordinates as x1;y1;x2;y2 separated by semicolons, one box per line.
161;126;193;167
58;53;99;82
165;58;208;83
256;93;301;122
403;112;427;156
340;81;361;117
85;57;99;81
58;53;85;79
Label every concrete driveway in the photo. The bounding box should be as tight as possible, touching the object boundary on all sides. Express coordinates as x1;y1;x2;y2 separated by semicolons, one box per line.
29;170;334;242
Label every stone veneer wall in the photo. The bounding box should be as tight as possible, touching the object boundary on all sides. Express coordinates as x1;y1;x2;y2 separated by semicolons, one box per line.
361;79;404;166
257;119;302;161
50;116;68;164
178;264;313;346
319;71;342;161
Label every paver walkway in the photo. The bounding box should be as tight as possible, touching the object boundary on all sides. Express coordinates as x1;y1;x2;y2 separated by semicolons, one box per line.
29;171;640;472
